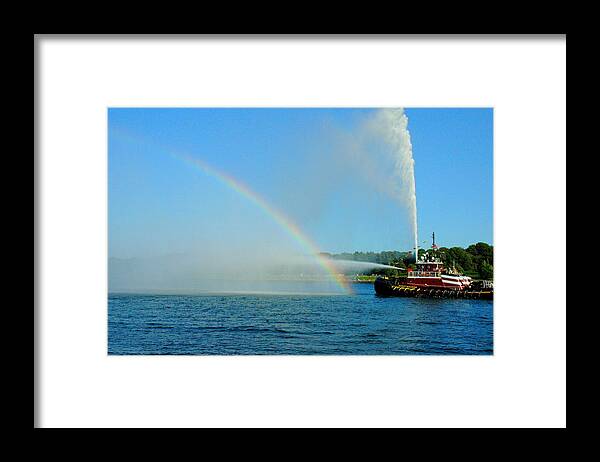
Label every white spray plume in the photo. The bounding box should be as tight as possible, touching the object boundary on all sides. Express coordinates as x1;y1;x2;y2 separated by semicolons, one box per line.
372;108;418;258
337;108;418;255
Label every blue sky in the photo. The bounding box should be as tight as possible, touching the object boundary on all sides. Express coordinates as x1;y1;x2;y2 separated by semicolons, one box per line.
108;108;492;258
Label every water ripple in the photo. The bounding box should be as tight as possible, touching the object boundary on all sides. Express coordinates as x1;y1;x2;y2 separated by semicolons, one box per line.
109;284;493;355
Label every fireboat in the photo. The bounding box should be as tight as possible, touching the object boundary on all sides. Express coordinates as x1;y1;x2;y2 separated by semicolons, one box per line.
374;233;493;299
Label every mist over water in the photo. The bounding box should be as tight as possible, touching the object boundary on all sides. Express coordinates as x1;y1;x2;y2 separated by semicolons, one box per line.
108;252;401;294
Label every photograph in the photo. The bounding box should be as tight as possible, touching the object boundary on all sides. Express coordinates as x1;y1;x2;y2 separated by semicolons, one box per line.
108;107;494;355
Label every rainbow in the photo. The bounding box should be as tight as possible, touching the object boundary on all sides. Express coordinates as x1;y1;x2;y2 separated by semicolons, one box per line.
111;128;353;294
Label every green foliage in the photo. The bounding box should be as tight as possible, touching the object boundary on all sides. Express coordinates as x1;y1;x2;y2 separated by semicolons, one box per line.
435;242;493;280
355;275;377;282
479;260;494;280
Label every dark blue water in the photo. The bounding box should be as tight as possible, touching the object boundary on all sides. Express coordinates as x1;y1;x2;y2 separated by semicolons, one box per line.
108;283;493;355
